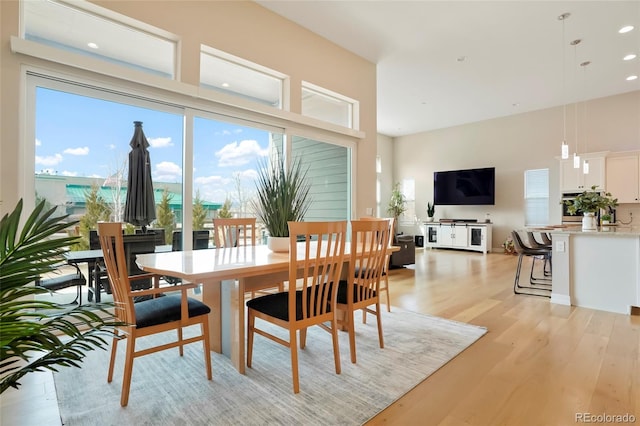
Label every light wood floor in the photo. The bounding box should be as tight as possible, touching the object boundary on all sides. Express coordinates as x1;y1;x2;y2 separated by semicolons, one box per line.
5;249;638;425
368;248;640;425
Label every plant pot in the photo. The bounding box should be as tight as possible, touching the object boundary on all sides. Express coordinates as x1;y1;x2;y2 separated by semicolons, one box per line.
426;217;434;223
267;236;289;252
582;212;597;231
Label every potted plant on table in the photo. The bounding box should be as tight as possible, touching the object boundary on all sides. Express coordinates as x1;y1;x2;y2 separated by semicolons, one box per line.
564;185;618;231
426;202;435;222
252;155;312;252
0;199;121;394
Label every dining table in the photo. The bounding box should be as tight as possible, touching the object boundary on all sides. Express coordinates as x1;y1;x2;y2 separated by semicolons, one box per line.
136;242;398;374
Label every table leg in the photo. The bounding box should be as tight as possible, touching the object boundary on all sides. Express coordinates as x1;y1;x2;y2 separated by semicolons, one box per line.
201;279;222;354
230;279;245;374
94;262;101;303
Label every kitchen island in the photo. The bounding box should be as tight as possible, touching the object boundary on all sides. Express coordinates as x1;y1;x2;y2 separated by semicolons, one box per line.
550;226;640;314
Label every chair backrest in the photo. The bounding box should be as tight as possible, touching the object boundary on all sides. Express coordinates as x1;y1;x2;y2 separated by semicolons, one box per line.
213;218;257;248
97;222;137;324
288;221;347;323
511;230;531;254
171;230;210;251
349;219;390;304
359;217;393;272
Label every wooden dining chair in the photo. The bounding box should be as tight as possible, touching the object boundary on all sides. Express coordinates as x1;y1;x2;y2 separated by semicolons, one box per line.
213;217;284;297
336;219;390;363
360;216;394;313
97;222;213;406
246;220;347;393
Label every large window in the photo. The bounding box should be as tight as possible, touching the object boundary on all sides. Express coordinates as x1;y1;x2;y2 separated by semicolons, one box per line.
291;136;351;222
193;115;283;219
524;168;549;226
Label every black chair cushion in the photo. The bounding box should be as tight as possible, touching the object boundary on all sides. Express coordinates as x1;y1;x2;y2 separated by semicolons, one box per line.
247;286;335;321
36;273;86;291
336;280;377;304
135;295;211;329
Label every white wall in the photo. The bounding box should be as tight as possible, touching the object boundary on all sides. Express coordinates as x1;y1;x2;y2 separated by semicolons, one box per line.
389;90;640;250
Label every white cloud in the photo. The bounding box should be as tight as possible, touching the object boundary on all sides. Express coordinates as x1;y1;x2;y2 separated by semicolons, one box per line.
154;161;181;182
35;139;42;146
216;140;268;167
63;147;89;156
194;175;227;185
108;144;116;150
235;169;259;180
148;137;173;148
35;153;63;166
61;170;78;177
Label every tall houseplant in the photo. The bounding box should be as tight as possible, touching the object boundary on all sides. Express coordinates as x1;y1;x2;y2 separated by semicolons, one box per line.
252;155;311;251
387;183;407;242
0;200;121;394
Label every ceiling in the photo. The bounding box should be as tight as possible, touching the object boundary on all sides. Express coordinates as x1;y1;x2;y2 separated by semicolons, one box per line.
257;1;640;137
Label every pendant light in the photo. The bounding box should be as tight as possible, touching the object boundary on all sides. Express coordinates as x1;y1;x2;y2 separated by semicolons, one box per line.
581;61;591;174
558;13;570;159
571;38;582;169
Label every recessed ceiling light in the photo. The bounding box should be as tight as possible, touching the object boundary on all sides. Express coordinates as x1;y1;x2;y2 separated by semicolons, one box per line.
87;42;98;49
221;83;230;88
512;103;519;107
619;25;634;33
456;56;466;62
626;75;638;81
623;54;637;61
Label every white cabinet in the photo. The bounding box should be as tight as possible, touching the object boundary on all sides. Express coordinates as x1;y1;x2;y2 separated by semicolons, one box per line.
440;224;468;247
606;154;640;203
560;155;605;192
423;223;492;254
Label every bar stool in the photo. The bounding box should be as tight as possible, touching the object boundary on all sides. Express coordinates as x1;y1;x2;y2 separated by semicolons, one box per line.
511;230;552;298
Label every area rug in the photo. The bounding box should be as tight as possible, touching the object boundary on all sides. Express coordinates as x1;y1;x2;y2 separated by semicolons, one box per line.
53;308;487;425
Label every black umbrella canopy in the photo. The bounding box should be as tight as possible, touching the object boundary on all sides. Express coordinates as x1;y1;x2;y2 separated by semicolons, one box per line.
123;121;156;230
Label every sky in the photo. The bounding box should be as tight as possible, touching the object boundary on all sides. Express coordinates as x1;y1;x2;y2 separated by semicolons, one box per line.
34;87;273;205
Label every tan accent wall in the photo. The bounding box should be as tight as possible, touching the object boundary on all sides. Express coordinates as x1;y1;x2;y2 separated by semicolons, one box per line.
0;0;377;217
390;90;640;249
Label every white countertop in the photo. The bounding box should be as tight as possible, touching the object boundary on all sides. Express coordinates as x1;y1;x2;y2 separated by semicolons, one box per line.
551;225;640;236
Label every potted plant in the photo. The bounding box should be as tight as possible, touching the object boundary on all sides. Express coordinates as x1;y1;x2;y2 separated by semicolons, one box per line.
600;213;612;225
387;183;407;243
0;199;121;394
426;202;435;222
564;185;618;231
252;155;312;252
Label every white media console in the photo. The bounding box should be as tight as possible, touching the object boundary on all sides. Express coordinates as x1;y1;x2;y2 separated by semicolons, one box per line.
423;221;492;254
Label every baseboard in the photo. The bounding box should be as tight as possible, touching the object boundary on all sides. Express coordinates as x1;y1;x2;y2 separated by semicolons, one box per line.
550;293;571;306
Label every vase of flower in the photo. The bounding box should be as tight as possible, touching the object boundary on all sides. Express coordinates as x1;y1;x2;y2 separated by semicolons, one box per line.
582;212;597;231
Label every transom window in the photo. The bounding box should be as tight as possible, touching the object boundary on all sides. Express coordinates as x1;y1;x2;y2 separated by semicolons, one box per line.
200;46;285;108
302;82;357;129
23;0;177;78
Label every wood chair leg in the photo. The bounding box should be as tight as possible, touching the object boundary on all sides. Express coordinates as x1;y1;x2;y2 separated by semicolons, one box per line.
107;332;119;383
300;328;307;349
201;320;212;380
383;275;391;312
121;335;136;407
346;310;357;364
290;329;300;394
247;310;255;368
375;303;384;348
330;319;342;374
178;327;184;356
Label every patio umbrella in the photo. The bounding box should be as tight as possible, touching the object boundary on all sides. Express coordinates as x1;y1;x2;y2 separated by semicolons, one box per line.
123;121;156;232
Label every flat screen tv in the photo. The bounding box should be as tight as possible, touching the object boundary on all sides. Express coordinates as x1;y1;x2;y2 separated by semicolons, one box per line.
434;167;495;205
